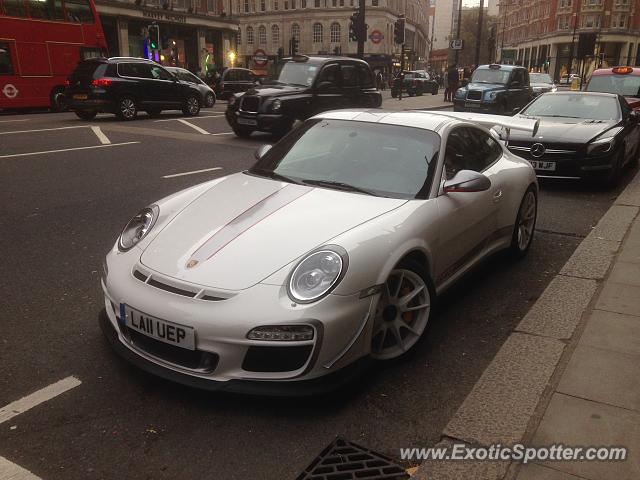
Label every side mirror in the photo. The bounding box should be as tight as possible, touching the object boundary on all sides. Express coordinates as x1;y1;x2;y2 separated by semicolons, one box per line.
443;170;492;193
254;144;272;160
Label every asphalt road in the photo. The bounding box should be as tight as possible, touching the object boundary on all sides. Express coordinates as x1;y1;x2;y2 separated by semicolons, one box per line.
0;106;636;480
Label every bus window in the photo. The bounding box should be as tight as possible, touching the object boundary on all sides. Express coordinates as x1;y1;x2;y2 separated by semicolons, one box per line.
64;0;94;23
2;0;27;17
27;0;63;20
0;43;14;75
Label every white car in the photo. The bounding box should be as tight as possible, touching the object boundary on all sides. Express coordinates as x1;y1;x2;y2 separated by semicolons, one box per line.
100;110;539;395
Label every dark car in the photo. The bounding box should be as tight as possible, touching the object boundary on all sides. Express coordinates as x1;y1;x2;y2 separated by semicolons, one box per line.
391;70;439;97
503;91;639;187
216;68;259;100
453;64;533;115
225;55;382;138
529;72;557;97
166;67;216;108
66;57;203;120
586;66;640;110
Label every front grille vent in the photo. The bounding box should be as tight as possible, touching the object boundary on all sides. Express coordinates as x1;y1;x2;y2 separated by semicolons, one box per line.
240;96;260;112
466;90;482;100
132;268;227;302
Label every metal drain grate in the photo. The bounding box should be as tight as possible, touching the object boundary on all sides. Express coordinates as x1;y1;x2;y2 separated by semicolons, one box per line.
296;437;409;480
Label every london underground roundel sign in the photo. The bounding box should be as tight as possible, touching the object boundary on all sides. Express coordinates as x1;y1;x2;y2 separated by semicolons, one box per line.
2;83;18;99
253;49;268;67
369;30;383;44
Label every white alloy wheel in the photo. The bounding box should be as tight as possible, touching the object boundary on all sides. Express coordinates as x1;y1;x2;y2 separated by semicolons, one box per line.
371;267;432;360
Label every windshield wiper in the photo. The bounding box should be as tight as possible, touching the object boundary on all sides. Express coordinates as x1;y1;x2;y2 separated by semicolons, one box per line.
540;115;580;118
301;179;375;195
249;169;302;185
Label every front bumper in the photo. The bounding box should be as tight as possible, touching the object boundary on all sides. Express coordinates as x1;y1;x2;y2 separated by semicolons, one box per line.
100;248;376;394
225;108;290;132
453;99;499;113
508;148;617;180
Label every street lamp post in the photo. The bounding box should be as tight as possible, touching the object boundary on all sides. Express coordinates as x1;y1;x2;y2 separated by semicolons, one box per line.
454;0;462;66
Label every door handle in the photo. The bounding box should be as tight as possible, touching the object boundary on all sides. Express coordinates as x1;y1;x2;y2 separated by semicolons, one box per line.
493;189;503;203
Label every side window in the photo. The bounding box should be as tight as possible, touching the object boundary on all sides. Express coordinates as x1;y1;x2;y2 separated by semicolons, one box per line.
511;69;524;86
444;127;500;180
316;63;339;87
0;43;14;75
64;0;94;23
150;65;173;80
341;63;358;87
357;64;374;88
118;63;135;77
225;70;238;81
3;0;26;16
239;70;252;81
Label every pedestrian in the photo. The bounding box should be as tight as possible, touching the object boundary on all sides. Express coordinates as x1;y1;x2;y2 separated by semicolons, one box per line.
376;70;384;90
447;65;459;102
443;70;450;102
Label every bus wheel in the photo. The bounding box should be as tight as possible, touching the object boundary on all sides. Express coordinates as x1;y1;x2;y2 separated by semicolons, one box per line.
75;109;97;120
50;87;68;112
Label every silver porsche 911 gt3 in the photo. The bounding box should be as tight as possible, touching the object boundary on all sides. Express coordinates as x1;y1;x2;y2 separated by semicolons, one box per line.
100;110;539;395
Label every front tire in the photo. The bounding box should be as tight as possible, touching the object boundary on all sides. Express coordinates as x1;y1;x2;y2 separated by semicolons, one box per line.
370;260;434;361
50;87;68;112
601;150;624;189
75;109;97;120
183;95;201;116
205;92;216;108
116;96;137;121
509;186;537;258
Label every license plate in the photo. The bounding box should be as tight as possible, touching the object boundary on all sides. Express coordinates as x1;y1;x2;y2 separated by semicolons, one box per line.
73;94;88;100
530;160;556;171
237;117;257;126
122;305;195;350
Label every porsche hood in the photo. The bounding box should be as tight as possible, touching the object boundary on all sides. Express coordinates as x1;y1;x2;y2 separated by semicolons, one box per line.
140;173;406;290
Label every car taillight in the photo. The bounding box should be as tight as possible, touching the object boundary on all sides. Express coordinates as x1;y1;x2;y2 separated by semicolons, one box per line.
64;79;70;87
92;78;112;88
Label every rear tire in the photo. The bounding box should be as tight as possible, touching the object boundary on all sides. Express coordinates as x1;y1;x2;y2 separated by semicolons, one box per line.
205;92;216;108
75;109;97;120
509;186;537;258
50;87;68;112
116;96;137;121
183;95;201;116
416;86;423;96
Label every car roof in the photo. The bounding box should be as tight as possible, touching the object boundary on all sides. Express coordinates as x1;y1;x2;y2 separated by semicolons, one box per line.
104;57;158;64
591;67;640;76
280;55;369;66
476;64;522;71
313;110;463;133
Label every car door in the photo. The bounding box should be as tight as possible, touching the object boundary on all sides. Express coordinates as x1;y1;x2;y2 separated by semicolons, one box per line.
313;62;342;114
146;64;182;109
117;62;151;105
339;61;362;108
356;62;378;105
433;126;504;284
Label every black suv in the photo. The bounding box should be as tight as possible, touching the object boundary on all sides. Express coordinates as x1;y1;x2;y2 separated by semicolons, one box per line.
66;57;203;120
453;64;533;115
392;70;439;97
225;55;382;138
216;68;259;100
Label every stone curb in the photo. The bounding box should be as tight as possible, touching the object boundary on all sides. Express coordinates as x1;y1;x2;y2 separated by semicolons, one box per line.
413;169;640;480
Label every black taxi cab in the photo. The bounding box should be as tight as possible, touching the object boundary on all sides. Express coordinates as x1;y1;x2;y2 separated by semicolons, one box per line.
225;55;382;138
453;64;533;115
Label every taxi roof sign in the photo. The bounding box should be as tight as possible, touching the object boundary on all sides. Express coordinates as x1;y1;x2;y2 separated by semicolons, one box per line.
612;66;633;74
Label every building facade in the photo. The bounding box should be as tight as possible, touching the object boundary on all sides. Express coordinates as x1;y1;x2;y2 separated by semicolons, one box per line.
498;0;640;81
96;0;238;75
230;0;430;75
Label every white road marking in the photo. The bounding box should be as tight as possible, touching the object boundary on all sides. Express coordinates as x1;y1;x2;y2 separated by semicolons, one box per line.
0;125;88;135
154;114;224;123
177;119;210;135
90;126;111;145
0;119;30;124
0;142;140;159
0;376;81;425
0;455;41;480
162;167;222;179
209;132;234;136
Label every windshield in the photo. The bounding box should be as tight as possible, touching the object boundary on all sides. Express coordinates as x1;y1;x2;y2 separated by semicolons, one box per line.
276;62;319;86
522;94;620;121
587;74;640;97
470;69;511;84
250;119;440;199
530;73;552;84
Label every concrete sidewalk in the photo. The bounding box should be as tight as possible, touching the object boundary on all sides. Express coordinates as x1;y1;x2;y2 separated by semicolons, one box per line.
414;170;640;480
380;90;451;111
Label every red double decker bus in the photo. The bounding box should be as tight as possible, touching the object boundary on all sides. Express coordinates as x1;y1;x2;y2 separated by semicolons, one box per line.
0;0;107;111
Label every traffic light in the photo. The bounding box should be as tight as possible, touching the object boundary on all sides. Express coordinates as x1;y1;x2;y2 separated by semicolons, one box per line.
394;17;405;44
277;47;284;59
148;24;160;50
349;9;360;42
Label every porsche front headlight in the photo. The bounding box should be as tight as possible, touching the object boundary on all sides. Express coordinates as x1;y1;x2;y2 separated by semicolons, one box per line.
288;248;347;303
118;205;159;252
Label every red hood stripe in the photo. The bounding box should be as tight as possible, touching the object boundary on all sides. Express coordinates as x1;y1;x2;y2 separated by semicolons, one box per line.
186;183;311;268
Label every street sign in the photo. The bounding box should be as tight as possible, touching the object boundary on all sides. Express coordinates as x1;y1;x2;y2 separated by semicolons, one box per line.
369;30;383;44
253;49;268;67
449;39;463;50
